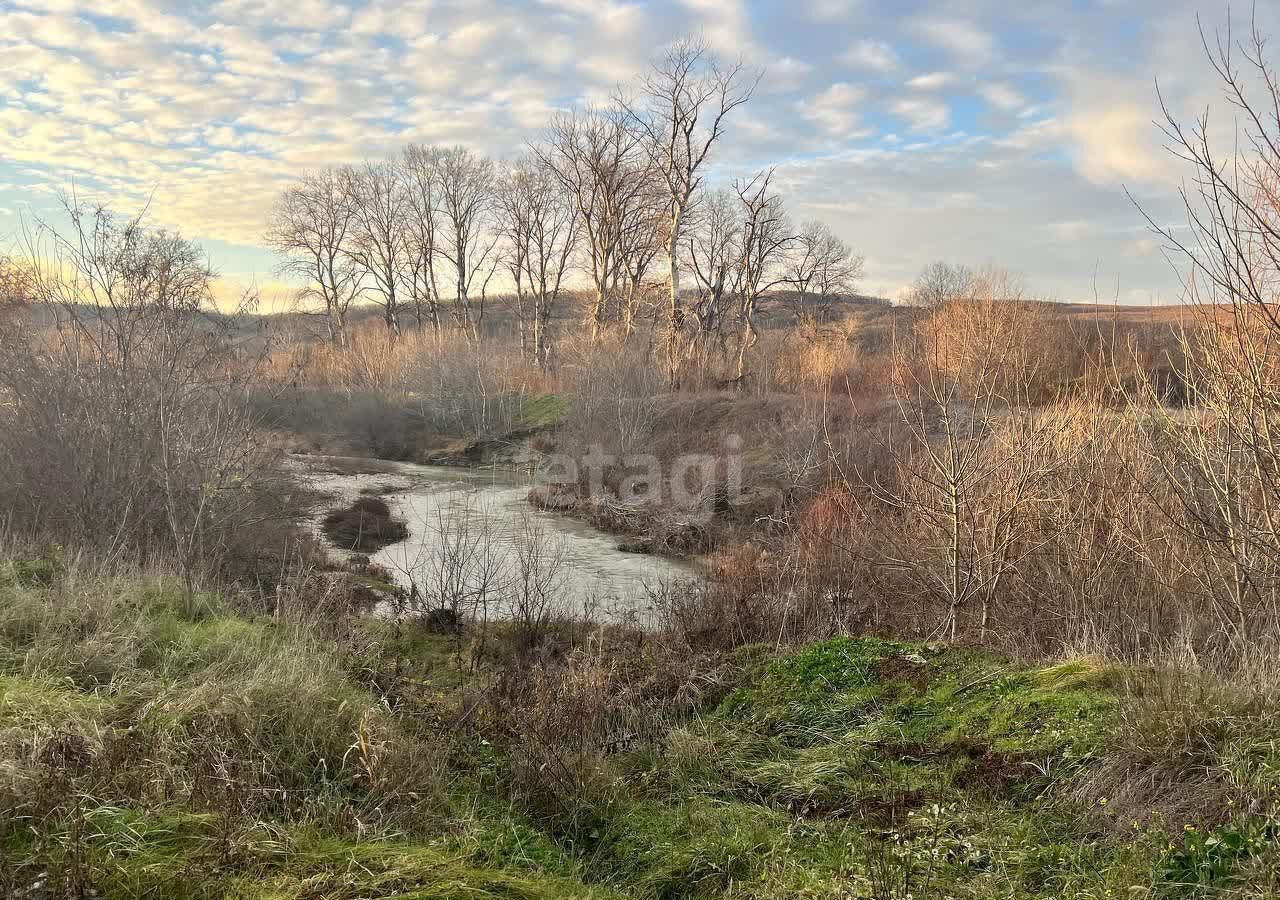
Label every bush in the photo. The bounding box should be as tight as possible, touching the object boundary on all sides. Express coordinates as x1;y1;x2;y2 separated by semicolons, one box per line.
0;201;293;590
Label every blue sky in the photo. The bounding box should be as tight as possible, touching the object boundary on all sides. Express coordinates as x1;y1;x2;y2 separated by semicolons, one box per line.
1;0;1271;306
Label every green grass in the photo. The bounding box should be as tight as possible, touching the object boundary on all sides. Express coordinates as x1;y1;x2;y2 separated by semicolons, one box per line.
0;672;111;729
7;808;616;900
3;560;1279;899
577;638;1274;898
519;393;569;429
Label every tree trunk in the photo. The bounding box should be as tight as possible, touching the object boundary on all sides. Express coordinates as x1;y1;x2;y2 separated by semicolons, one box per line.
735;302;757;384
591;284;606;342
665;208;684;389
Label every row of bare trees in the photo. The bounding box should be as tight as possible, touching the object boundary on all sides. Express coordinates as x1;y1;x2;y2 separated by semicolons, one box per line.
267;38;862;384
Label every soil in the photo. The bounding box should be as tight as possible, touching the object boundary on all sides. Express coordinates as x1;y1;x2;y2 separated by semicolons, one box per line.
321;496;410;553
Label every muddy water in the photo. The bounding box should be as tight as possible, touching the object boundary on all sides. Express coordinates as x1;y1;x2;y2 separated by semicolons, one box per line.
296;456;700;620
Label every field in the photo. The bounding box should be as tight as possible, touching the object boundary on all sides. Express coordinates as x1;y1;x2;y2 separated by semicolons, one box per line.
5;555;1279;899
7;16;1280;895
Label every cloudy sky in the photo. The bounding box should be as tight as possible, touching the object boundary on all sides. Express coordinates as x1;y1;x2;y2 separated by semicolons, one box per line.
0;0;1272;307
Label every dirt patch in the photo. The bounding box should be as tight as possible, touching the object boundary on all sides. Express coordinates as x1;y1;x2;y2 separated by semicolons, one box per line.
791;787;931;825
871;654;931;692
950;742;1037;793
321;497;409;553
850;788;931;827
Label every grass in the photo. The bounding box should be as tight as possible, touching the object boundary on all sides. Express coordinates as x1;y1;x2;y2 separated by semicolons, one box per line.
3;556;1279;899
580;639;1138;898
519;393;570;429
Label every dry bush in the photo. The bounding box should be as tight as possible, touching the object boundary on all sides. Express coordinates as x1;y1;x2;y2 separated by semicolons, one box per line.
258;321;547;456
0;202;291;595
480;630;738;830
557;333;662;446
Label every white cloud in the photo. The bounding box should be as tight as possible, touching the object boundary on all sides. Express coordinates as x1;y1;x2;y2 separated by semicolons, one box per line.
765;56;815;93
1061;97;1167;185
906;72;956;91
679;0;763;58
912;18;996;67
980;82;1026;112
842;39;897;73
802;82;869;137
777;139;1182;301
0;0;1236;307
891;97;950;132
804;0;860;21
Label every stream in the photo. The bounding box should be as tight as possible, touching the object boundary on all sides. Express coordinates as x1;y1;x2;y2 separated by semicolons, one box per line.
295;455;701;621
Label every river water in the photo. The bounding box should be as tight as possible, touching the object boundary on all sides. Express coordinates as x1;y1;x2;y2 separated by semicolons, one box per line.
296;455;700;620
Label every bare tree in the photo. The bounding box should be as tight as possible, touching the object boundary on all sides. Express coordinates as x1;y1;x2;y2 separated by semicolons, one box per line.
786;220;863;319
395;498;509;655
348;160;409;337
906;260;974;309
684;186;740;362
539;107;650;340
9;198;277;611
0;254;33;323
874;269;1059;641
495;155;579;369
1133;16;1280;643
623;36;760;387
813;228;863;305
615;169;665;338
266;167;364;347
733;170;793;382
402;144;446;333
434;146;500;341
509;513;570;651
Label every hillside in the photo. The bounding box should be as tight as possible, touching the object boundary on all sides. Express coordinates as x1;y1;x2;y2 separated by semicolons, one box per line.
4;555;1278;898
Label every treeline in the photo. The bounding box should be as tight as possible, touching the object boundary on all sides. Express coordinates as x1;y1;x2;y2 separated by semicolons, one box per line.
266;37;862;383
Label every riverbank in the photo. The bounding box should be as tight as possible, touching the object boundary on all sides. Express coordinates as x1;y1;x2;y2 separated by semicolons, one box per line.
4;553;1278;898
293;453;701;620
280;390;797;564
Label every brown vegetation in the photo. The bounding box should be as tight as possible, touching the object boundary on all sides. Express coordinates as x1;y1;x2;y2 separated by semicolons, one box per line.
321;497;409;554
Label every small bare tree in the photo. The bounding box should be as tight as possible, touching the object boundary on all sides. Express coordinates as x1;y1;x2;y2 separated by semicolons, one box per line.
496;155;579;370
905;261;974;309
732;170;793;383
1133;17;1280;644
786;220;863;319
266;167;364;347
873;269;1060;641
623;36;760;387
348;160;409;337
510;513;570;651
0;254;32;320
434;146;500;341
394;498;509;652
812;228;863;305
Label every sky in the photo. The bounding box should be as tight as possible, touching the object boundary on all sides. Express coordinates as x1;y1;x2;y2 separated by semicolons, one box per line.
1;0;1275;308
